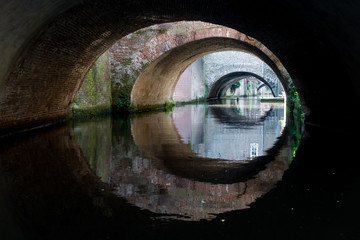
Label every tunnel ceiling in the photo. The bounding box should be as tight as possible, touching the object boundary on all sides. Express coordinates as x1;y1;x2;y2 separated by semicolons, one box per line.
1;0;360;133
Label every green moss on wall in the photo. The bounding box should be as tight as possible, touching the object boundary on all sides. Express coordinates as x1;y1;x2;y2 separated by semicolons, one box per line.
72;51;111;119
110;61;153;113
287;85;305;161
71;104;112;120
111;73;136;112
73;23;233;118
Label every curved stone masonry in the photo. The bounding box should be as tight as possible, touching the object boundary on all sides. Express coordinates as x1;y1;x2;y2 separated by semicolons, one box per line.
208;71;277;99
202;51;281;96
76;21;285;112
107;21;242;110
1;0;359;134
131;37;291;107
0;11;291;133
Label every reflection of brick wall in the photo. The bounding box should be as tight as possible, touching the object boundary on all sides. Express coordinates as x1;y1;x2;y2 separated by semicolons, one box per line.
110;153;289;221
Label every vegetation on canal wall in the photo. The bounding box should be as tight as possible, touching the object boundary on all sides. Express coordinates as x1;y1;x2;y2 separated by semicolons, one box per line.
111;61;152;113
287;85;305;160
72;51;111;119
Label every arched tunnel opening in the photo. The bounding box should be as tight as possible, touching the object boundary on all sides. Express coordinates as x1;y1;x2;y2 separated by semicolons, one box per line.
208;71;278;99
1;1;360;239
173;50;284;101
130;36;291;108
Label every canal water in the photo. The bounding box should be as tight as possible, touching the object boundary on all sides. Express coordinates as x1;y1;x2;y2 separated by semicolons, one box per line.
0;98;306;239
74;98;288;221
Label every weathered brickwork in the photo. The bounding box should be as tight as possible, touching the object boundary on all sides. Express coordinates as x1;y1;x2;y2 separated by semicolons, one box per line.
2;0;354;134
105;20;289;109
108;21;241;111
73;51;111;117
0;0;293;134
78;21;286;113
131;37;291;107
72;21;240;113
0;2;163;133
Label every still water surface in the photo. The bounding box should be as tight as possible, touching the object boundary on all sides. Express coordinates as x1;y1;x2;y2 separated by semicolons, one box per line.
3;97;355;239
73;98;290;220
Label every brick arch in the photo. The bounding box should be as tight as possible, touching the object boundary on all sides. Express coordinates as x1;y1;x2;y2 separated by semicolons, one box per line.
131;37;291;107
208;71;277;99
108;21;243;109
1;2;158;132
0;0;292;133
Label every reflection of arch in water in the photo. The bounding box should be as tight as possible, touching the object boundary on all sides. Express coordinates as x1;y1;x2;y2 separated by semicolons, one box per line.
208;72;276;99
0;124;159;231
110;149;290;221
208;101;275;129
123;110;291;220
131;106;286;184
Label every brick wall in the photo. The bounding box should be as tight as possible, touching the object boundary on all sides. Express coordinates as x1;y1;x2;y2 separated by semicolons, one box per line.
0;1;293;134
72;51;111;116
107;21;241;110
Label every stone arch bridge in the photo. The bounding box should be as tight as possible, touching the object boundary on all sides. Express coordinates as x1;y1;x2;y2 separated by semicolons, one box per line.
208;71;277;99
202;51;282;99
75;22;284;112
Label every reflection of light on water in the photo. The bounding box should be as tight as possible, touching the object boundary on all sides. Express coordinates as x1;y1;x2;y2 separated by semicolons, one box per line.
172;99;285;161
279;119;286;129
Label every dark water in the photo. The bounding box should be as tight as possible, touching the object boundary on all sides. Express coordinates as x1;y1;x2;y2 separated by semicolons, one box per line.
0;98;326;240
74;98;288;221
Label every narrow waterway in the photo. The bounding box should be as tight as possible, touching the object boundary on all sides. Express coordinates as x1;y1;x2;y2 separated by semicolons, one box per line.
0;98;304;238
74;98;289;220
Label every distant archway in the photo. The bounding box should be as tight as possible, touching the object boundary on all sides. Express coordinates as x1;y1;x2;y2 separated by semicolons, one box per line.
208;71;277;99
131;38;290;107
